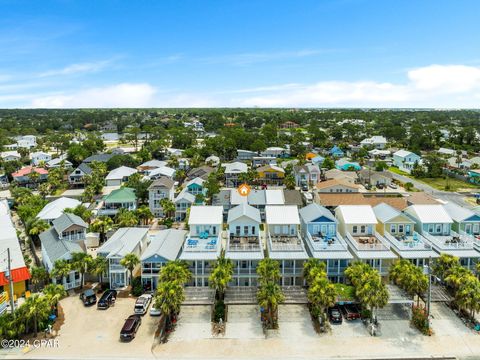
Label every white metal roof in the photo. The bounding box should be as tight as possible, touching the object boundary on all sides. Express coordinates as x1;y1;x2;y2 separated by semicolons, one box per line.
188;206;223;225
394;150;414;158
227;203;261;223
405;205;453;224
443;202;476;223
265;205;300;224
265;190;285;205
98;227;148;258
37;197;81;221
140;159;167;168
106;166;137;180
0;200;26;271
141;229;187;261
299;203;335;223
336;205;377;224
149;166;175;178
222;162;248;174
373;203;403;223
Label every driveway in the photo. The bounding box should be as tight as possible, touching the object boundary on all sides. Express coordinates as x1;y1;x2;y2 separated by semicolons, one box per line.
225;305;263;339
277;304;317;339
24;294;157;359
169;305;212;341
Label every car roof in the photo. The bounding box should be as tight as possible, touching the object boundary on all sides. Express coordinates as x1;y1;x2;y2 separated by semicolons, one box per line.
84;289;95;296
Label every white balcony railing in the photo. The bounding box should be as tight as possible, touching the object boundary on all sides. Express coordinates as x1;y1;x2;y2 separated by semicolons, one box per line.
383;231;432;251
306;231;349;252
345;232;390;252
423;231;474;250
268;232;304;252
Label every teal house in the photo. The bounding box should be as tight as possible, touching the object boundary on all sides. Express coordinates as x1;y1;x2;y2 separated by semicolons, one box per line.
335;159;361;171
329;145;344;158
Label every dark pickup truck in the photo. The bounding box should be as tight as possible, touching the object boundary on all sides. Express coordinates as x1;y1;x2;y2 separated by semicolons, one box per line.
340;304;361;320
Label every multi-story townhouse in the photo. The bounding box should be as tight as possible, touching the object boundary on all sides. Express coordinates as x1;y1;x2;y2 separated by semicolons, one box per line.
223;162;248;188
148;177;175;217
37;197;81;224
98;187;137;216
174;189;195;221
105;166;137;187
299;204;353;283
256;164;285;186
335;205;397;277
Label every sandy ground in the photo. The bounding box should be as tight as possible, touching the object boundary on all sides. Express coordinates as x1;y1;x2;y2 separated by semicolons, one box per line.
5;298;480;360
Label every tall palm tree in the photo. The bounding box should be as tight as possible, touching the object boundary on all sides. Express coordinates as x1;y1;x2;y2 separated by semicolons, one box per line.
209;250;234;300
64;205;93;224
303;258;327;285
257;258;281;285
445;265;471;290
344;261;372;288
135;205;154;225
115;208;138;227
50;259;71;286
153;280;185;325
160;199;175;220
432;254;460;281
455;275;480;319
159;260;191;284
257;281;285;329
355;270;389;324
70;252;93;287
30;266;49;292
90;216;113;244
24;294;50;337
26;218;49;244
308;276;337;326
90;256;109;283
43;283;67;315
120;253;140;285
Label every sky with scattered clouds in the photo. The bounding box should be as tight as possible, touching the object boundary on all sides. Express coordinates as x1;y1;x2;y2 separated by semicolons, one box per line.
1;0;480;108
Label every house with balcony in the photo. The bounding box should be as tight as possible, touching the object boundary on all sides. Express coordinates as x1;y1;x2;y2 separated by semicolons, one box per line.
335;205;396;277
37;197;81;224
393;150;422;174
68;163;92;186
179;206;223;286
185;177;206;200
98;187;137;216
97;227;149;289
141;229;187;291
443;202;480;253
1;151;21;162
265;205;309;286
256;164;285;186
299;204;352;282
404;204;479;270
12;166;48;187
226;203;264;286
294;164;321;187
30;151;52;166
105;166;137;187
373;203;438;267
223;162;248;188
174;189;195;221
237;149;256;161
40;213;88;290
360;136;387;149
261;147;289;158
148;177;175;217
316;178;360;193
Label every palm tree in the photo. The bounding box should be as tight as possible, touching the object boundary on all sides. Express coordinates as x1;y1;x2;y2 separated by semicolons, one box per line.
344;261;372;288
432;254;460;281
90;256;109;283
43;283;67;315
303;258;327;285
455;274;480;319
308;276;337;326
26;218;49;244
257;258;281;285
209;250;234;300
257;281;285;329
64;205;93;224
135;205;154;225
120;253;140;285
115;208;138;227
50;259;71;286
445;265;471;290
90;216;113;244
355;270;389;324
24;294;50;337
159;260;191;284
284;174;296;190
160;199;175;220
30;266;49;292
70;252;93;287
153;280;185;326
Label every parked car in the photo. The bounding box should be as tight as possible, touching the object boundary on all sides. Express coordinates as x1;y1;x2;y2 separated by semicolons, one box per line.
301;182;309;192
377;183;384;189
79;289;97;306
134;294;152;315
328;306;343;324
120;315;142;341
340;304;361;320
97;289;117;310
149;304;161;316
388;183;398;189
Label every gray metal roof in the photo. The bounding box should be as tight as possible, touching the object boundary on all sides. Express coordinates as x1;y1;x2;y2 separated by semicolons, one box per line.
373;203;404;223
148;177;175;190
97;227;148;258
227;203;261;223
83;153;114;163
77;162;92;175
299;203;336;223
40;228;84;264
141;229;187;261
443;202;476;223
52;213;88;234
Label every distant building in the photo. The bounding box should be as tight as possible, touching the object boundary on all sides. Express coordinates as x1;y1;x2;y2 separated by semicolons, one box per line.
360;136;387;149
105;166;137;187
392;150;421;174
30;151;52;166
148;177;175;217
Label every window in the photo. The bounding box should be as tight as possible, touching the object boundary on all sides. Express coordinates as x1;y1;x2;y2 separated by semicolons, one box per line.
398;224;404;233
212;226;216;235
360;225;366;233
352;225;358;234
244;226;249;235
252;226;256;235
390;224;396;233
236;226;240;235
428;224;434;233
436;224;442;234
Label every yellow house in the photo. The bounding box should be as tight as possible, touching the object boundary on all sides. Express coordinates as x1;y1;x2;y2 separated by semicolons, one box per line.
256;165;285;185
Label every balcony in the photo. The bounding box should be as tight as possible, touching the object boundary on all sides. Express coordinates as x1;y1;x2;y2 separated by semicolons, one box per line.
306;231;349;252
423;231;474;251
383;231;432;251
227;234;262;252
183;234;221;253
268;232;304;252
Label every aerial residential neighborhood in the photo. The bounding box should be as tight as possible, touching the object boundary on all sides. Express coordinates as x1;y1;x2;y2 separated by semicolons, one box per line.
1;1;480;360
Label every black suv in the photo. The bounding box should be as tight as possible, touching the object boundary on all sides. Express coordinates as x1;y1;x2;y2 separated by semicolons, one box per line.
80;289;97;306
328;306;343;324
97;289;117;310
120;315;142;341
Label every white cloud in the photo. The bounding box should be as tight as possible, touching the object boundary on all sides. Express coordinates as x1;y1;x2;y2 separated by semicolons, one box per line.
407;64;480;93
31;83;157;108
38;60;113;78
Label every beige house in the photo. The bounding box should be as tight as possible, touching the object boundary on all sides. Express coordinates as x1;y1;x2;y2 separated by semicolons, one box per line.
316;178;360;193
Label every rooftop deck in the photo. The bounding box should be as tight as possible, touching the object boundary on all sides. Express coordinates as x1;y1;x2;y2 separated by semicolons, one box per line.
227;234;262;252
344;231;396;260
423;231;475;251
268;233;304;251
383;231;438;259
303;231;353;260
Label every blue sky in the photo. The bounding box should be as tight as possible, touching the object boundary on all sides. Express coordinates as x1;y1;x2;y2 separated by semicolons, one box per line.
1;0;480;108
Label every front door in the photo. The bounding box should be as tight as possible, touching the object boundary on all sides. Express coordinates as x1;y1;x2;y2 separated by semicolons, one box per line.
465;223;472;235
111;272;126;288
405;224;412;236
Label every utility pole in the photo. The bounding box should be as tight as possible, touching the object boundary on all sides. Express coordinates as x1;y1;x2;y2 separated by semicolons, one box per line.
424;256;432;331
7;248;15;315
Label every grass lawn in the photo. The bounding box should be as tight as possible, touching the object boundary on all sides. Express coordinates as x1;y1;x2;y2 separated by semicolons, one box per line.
334;283;356;303
388;166;410;176
417;177;479;192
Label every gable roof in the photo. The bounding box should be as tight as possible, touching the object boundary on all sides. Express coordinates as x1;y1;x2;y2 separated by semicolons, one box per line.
141;229;187;261
188;206;223;225
186;177;205;187
37;197;81;221
373;203;411;223
12;166;48;177
316;178;359;190
148;177;175;190
98;227;148;258
52;213;87;234
394;150;417;158
443;202;478;223
104;187;136;202
227;203;261;223
317;193;408;210
299;203;335;223
336;205;377;224
39;228;84;264
283;190;303;206
0;200;27;271
265;205;300;224
83;153;114;163
256;164;285;173
106;166;137;180
405;205;453;224
223;162;248;173
139;159;167;169
77;162;92;175
174;189;195;203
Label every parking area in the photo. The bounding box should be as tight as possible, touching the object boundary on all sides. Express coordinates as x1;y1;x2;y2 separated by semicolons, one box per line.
169;305;212;341
277;304;317;339
224;305;264;339
430;302;473;336
27;294;157;358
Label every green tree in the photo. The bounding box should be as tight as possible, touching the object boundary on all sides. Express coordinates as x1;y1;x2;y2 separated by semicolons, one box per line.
209;250;234;300
90;216;113;244
120;253;140;286
159;260;191;284
257;281;285;329
30;267;49;292
308;276;337;326
89;256;109;283
24;294;50;337
114;208;138;227
153;280;184;325
64;205;93;223
70;252;93;288
50;259;71;285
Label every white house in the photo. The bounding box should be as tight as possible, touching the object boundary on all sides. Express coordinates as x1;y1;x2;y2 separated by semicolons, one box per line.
261;147;289;158
97;227;149;288
37;197;81;224
105;166;137;186
360;136;387;149
148;177;175;217
30;151;52;166
46;155;73;169
393;150;422;173
223;162;248;188
205;155;220;167
1;151;21;162
17;135;37;149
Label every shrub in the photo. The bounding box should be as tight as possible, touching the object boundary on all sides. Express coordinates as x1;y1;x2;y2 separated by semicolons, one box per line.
412;305;431;335
131;277;143;296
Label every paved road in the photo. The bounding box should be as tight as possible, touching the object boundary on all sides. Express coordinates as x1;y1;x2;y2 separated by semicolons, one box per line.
389;171;475;208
